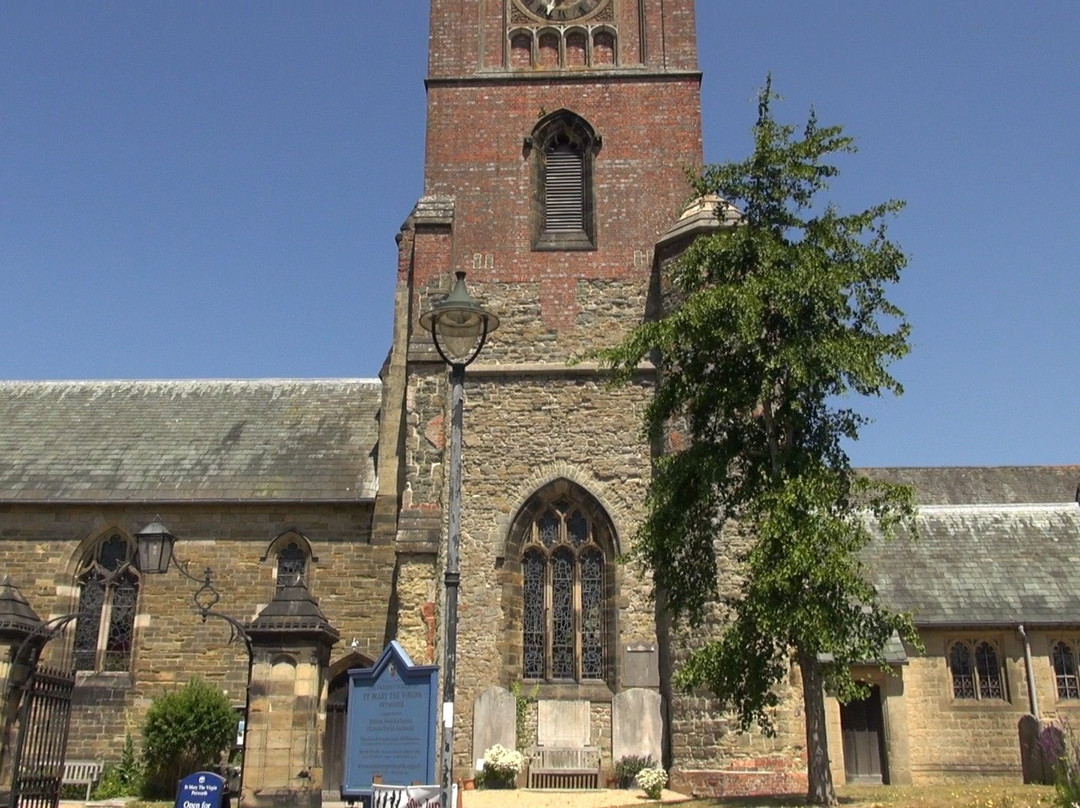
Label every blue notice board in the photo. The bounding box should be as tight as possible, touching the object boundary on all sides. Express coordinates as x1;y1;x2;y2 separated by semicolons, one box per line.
341;641;438;799
175;771;226;808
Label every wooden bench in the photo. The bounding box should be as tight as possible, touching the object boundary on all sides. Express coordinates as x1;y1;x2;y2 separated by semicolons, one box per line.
62;760;103;801
526;746;600;790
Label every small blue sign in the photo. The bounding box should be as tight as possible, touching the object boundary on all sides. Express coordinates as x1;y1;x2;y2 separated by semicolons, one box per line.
341;641;438;800
175;771;226;808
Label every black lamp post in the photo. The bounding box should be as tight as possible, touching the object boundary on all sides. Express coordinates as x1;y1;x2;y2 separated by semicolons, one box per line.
418;271;499;808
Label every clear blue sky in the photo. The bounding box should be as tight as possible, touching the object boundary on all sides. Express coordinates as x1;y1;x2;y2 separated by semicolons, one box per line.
2;2;1077;468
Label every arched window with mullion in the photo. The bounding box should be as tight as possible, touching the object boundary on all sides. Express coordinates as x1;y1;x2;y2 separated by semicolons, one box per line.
73;533;140;672
948;639;1005;701
515;483;614;684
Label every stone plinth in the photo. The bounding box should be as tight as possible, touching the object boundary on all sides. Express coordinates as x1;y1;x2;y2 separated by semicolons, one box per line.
242;580;339;808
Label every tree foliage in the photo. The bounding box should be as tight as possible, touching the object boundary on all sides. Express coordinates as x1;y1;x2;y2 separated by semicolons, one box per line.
601;79;918;805
142;677;238;796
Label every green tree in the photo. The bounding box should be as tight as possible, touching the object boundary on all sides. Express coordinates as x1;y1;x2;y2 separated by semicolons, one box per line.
602;79;918;806
142;677;238;796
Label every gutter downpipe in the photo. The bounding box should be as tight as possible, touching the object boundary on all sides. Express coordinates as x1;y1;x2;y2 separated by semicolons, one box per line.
1018;623;1040;719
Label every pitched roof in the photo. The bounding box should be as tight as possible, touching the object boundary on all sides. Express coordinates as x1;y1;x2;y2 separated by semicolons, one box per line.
862;467;1080;626
0;379;381;503
862;465;1080;506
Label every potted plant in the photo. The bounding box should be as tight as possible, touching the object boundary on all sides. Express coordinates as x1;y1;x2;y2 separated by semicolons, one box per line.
477;744;524;789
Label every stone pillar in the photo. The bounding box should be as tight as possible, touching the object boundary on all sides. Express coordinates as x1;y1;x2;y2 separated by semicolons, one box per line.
0;577;45;804
242;580;339;808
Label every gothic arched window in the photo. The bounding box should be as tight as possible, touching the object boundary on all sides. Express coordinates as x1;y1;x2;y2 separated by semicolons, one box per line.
276;541;307;588
530;109;599;251
73;533;140;672
948;639;1005;700
518;482;613;682
1052;641;1080;700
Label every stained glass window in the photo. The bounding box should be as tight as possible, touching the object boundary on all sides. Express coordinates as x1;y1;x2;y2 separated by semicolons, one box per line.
580;549;604;680
949;642;976;699
519;486;611;683
1053;641;1080;700
949;640;1006;700
73;533;139;672
276;542;307;587
523;551;547;680
975;642;1003;699
539;512;559;547
551;549;575;679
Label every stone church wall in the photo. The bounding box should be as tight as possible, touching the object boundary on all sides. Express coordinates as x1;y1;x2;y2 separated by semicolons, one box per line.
894;630;1041;783
0;501;393;764
662;524;808;796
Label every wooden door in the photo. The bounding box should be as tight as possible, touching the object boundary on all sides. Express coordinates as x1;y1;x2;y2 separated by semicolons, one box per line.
322;673;348;797
840;684;888;784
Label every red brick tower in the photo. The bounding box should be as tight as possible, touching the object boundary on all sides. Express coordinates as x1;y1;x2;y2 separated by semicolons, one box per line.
375;0;707;783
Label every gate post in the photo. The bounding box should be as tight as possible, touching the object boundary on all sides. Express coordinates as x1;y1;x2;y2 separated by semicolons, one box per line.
0;578;45;805
241;580;338;808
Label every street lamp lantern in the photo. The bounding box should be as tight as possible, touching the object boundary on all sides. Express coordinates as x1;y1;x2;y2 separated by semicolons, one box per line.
418;271;498;808
135;519;176;575
419;271;500;365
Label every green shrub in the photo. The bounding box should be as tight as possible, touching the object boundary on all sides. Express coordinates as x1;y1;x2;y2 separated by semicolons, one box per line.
92;734;144;799
614;755;655;789
142;678;237;797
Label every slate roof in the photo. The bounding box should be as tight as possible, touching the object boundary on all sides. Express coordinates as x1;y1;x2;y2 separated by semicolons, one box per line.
862;465;1080;506
862;467;1080;627
0;379;381;503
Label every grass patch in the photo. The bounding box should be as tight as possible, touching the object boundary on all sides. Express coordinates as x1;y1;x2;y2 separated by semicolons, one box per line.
633;782;1053;808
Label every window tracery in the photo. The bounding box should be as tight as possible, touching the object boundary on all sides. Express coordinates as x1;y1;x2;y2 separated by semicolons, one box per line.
948;639;1006;700
517;483;613;683
73;533;140;672
276;541;307;587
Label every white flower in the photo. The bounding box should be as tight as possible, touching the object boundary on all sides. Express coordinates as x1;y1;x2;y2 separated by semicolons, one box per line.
482;744;525;775
635;766;667;799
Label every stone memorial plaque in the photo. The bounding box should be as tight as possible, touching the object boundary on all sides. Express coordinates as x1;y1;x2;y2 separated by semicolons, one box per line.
342;641;438;800
175;771;226;808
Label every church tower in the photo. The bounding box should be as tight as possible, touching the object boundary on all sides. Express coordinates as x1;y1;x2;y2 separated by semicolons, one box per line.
375;0;710;783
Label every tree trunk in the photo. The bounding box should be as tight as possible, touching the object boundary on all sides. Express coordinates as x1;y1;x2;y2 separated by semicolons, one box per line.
798;649;837;806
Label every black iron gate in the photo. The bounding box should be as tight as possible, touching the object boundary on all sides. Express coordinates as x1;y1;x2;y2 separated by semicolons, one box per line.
9;663;76;808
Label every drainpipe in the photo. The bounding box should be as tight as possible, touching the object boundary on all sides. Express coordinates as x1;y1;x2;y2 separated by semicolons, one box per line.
1018;624;1040;719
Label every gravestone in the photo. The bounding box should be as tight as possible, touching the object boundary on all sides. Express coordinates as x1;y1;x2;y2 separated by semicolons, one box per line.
342;641;438;802
621;642;660;688
175;771;226;808
472;687;516;765
537;700;590;747
612;689;663;765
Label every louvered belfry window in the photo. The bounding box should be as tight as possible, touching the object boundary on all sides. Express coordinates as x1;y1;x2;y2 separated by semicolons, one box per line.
544;141;585;233
531;109;597;250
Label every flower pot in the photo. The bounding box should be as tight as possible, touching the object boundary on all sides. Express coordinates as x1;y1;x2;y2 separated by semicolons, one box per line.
463;778;476;791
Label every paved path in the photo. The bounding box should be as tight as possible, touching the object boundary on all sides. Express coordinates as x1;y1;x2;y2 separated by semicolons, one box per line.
459;787;691;807
67;786;693;808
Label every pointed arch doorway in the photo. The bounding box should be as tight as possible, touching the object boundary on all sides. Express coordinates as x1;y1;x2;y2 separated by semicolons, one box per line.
322;652;372;798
